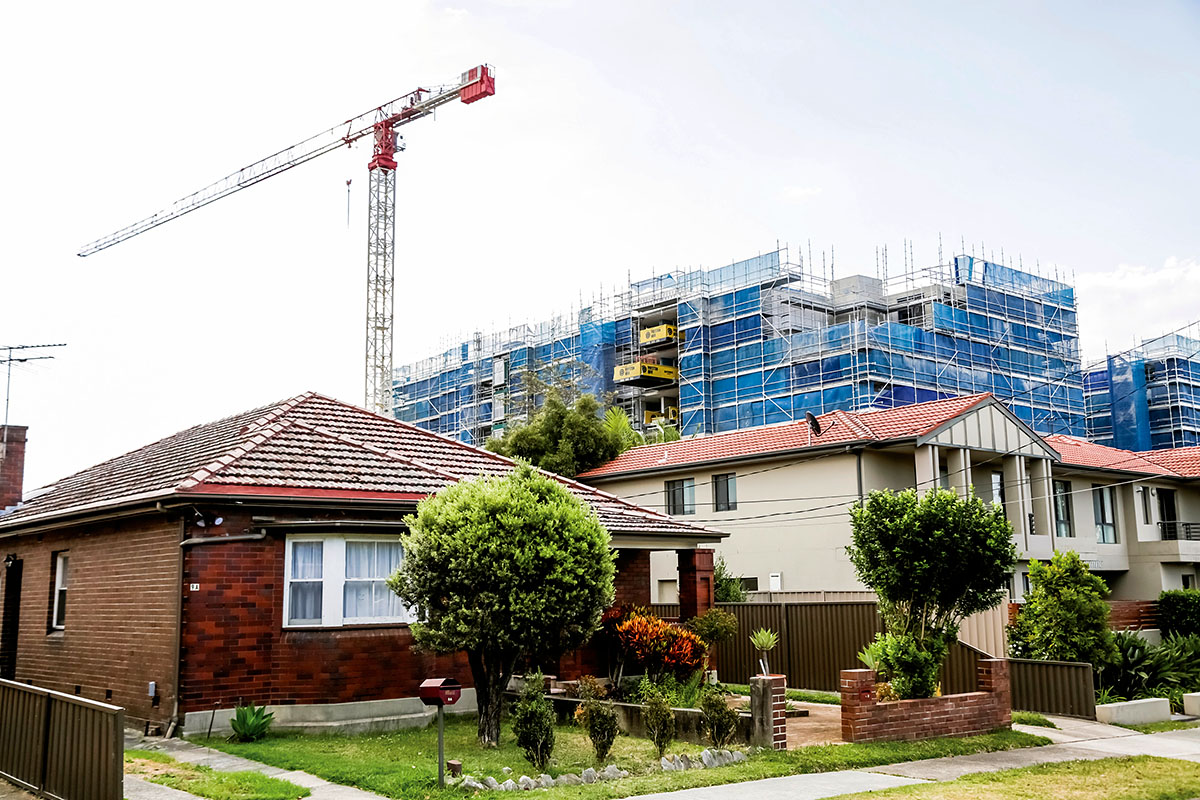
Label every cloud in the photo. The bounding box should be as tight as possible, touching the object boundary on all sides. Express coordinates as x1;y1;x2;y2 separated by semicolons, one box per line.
780;184;823;202
1075;256;1200;363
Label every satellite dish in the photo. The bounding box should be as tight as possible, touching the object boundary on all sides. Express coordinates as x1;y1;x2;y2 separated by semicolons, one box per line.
804;411;822;437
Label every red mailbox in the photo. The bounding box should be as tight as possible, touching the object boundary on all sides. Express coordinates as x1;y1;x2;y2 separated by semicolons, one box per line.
420;677;462;707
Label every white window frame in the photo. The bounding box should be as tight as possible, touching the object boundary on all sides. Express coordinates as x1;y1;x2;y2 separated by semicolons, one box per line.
1092;484;1118;544
283;535;410;628
52;552;69;630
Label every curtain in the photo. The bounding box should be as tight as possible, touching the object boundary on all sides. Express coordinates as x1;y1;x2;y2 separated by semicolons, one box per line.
343;540;405;620
289;541;323;624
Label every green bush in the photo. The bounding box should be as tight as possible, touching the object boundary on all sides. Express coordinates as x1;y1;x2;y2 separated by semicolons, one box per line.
633;673;704;709
229;704;274;743
1007;551;1117;668
576;699;619;763
713;556;748;603
1100;631;1200;712
848;488;1016;699
686;608;739;647
869;631;950;700
511;671;555;771
699;688;739;748
1159;589;1200;636
640;683;676;757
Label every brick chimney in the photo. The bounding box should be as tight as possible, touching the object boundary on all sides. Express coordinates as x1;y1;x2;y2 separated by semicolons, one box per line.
0;425;27;511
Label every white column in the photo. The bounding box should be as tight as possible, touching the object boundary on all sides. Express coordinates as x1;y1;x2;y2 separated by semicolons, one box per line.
1002;455;1029;552
914;445;938;493
946;448;973;498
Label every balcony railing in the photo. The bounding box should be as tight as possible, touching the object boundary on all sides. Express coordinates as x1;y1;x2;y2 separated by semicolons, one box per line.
1160;521;1200;541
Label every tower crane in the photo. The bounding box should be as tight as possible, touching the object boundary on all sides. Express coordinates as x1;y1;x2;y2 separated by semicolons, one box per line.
78;65;496;415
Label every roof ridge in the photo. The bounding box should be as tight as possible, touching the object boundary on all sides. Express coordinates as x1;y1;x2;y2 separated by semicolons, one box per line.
831;409;873;438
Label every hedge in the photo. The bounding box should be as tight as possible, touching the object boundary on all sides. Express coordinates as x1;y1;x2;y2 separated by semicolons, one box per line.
1158;589;1200;636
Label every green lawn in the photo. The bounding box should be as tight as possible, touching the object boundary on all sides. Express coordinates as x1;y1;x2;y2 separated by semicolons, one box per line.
1114;719;1200;734
199;715;1048;800
828;756;1200;799
125;749;309;800
719;683;841;705
1010;711;1056;729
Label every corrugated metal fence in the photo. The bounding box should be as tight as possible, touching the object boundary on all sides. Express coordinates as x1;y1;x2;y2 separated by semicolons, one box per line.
0;679;124;800
1010;658;1096;719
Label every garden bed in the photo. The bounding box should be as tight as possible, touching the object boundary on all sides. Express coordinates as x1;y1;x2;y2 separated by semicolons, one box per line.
547;694;758;746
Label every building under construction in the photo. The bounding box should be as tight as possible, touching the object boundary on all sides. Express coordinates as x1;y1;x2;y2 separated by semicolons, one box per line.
393;248;1085;445
1085;324;1200;451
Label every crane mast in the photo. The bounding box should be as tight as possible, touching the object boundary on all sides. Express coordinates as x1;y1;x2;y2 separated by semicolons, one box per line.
79;65;496;415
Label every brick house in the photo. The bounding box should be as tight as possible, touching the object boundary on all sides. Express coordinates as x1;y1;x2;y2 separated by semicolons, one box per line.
0;393;723;734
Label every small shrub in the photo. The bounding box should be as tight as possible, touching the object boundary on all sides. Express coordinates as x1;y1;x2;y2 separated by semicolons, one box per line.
1096;686;1126;705
615;613;707;681
634;672;705;709
229;704;274;743
1159;589;1200;637
511;670;555;772
577;674;609;701
1007;552;1117;668
575;697;619;763
686;608;738;647
700;688;739;748
865;632;949;700
714;556;748;603
640;683;676;758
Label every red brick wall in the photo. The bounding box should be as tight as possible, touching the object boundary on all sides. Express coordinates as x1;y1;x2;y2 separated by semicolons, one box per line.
0;515;181;728
840;660;1011;743
0;426;27;510
613;549;650;607
677;548;714;621
179;513;470;713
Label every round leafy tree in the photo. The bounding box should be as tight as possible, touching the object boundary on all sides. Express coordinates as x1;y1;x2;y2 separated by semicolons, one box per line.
848;487;1017;698
1008;550;1117;667
389;462;615;746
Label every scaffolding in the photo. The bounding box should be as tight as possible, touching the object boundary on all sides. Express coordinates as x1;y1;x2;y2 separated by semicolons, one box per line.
1085;321;1200;450
393;248;1086;445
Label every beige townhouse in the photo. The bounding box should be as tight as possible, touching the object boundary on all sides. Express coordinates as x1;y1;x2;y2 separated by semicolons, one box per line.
579;394;1200;602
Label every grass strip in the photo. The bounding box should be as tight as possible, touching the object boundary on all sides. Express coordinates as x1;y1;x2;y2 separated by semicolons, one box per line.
201;715;1046;800
720;682;841;705
1010;711;1056;729
827;755;1200;799
125;749;310;800
1114;719;1200;734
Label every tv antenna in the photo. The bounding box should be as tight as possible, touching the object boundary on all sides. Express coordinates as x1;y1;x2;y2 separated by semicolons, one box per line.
2;343;66;450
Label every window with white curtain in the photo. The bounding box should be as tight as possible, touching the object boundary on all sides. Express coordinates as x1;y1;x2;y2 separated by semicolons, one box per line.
285;536;408;627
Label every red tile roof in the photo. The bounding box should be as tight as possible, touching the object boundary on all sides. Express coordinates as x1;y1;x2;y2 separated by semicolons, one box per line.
0;393;722;540
579;394;995;479
1137;446;1200;478
1042;434;1179;476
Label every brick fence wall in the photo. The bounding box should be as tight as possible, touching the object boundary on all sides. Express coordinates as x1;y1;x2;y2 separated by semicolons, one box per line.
840;659;1011;743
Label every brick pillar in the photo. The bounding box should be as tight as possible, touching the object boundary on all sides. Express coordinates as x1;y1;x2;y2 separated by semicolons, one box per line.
612;549;651;607
977;659;1012;728
677;548;714;621
0;426;27;510
839;668;877;743
750;674;787;750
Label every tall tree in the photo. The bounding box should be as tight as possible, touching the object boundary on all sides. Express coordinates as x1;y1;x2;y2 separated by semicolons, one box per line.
1008;550;1117;667
388;463;615;746
487;390;620;477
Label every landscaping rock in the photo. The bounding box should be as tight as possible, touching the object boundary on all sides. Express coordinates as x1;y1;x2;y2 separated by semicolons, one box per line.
557;773;582;785
485;776;501;790
538;774;555;788
462;776;486;791
601;764;624;781
499;778;518;791
679;754;693;770
502;767;513;775
519;775;537;790
672;754;684;770
581;767;598;784
701;749;717;768
731;751;747;763
660;756;675;771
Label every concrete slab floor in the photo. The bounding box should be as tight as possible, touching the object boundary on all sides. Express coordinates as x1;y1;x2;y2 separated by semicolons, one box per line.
124;774;206;800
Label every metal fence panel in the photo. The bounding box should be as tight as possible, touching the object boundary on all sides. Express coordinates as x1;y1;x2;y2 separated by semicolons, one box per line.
941;641;983;695
783;602;883;692
650;604;679;620
1010;659;1096;719
0;679;124;800
714;603;789;685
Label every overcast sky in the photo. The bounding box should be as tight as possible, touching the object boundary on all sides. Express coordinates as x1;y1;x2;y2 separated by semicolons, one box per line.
3;0;1198;490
